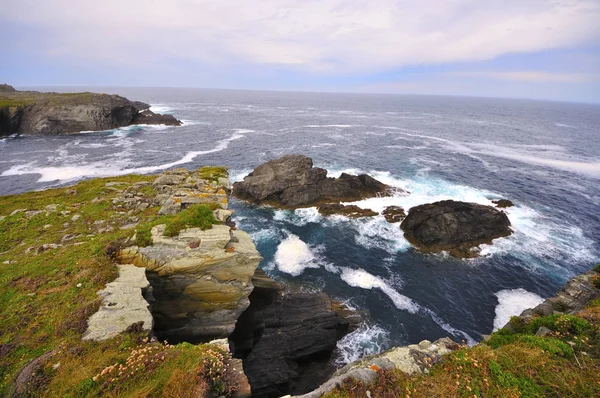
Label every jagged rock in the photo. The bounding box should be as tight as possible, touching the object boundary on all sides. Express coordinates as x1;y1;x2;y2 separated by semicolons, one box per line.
382;206;406;223
233;155;395;208
83;264;153;341
535;326;552;337
132;109;181;126
400;200;512;258
293;338;460;398
229;272;351;398
317;203;377;218
492;199;514;208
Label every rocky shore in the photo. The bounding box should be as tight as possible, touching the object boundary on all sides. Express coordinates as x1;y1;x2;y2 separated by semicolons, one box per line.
0;84;181;136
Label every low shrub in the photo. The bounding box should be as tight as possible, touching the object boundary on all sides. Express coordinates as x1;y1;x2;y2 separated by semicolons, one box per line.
164;204;219;237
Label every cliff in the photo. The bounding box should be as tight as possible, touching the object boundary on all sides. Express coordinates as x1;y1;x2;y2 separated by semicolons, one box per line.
0;86;181;136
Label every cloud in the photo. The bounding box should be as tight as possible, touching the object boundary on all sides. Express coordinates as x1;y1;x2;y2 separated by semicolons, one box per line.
448;71;600;83
3;0;600;73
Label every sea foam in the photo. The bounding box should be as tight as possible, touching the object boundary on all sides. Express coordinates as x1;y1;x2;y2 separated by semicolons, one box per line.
493;288;545;331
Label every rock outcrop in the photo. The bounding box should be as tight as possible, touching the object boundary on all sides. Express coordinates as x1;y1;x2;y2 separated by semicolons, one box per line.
229;271;352;398
83;264;153;341
503;269;600;332
0;84;16;92
115;168;262;343
400;200;512;258
292;338;460;398
317;203;378;218
233;155;395;208
0;88;181;136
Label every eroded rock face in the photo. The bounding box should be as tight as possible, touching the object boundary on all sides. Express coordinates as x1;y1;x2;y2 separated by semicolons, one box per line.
115;169;262;343
233;155;394;208
400;200;512;258
229;271;351;398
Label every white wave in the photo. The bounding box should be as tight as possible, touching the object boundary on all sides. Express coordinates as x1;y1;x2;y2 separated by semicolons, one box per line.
249;226;284;244
334;323;390;366
304;124;355;128
493;289;545;331
273;207;322;226
274;234;321;276
0;130;246;183
340;268;419;313
149;104;173;114
350;216;410;253
423;308;476;345
310;143;337;148
232;129;256;134
555;123;576;128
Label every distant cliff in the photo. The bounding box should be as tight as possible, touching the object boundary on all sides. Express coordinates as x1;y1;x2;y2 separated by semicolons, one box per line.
0;84;181;136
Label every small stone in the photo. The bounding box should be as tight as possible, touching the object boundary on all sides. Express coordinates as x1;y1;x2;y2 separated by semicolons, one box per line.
189;239;201;249
10;209;27;216
76;283;83;288
66;189;77;195
52;363;61;370
43;224;53;229
61;234;78;242
60;211;71;216
492;199;514;208
535;326;553;337
0;216;5;221
45;204;59;212
71;214;81;222
91;197;102;203
27;293;36;297
25;210;44;219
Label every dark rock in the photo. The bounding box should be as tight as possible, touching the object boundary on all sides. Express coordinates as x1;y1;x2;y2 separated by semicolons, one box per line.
382;206;406;223
545;270;600;313
132;109;181;126
233;155;395;208
317;203;377;218
532;302;554;317
0;90;181;136
492;199;514;208
400;200;512;258
131;100;150;111
229;271;350;398
0;84;16;92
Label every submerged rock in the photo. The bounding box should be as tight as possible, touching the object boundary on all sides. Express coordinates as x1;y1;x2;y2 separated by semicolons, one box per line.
317;203;378;218
229;271;351;398
233;155;394;208
400;200;512;258
382;205;406;223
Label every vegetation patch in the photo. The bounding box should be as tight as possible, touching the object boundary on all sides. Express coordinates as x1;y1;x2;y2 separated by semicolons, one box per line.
164;204;220;237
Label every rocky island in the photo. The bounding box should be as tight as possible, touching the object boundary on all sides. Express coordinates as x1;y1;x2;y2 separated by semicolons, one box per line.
0;84;181;136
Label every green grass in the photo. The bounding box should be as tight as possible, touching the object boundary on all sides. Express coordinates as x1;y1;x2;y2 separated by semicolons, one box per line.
197;166;228;183
0;170;237;396
164;204;220;237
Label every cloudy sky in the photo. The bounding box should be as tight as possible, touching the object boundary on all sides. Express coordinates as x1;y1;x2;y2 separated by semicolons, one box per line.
2;0;600;102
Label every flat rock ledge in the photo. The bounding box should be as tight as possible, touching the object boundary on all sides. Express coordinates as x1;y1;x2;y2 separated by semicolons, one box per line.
290;337;459;398
83;264;153;341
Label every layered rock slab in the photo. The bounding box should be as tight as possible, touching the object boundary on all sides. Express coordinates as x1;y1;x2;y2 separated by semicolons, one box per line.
233;154;395;208
83;264;153;341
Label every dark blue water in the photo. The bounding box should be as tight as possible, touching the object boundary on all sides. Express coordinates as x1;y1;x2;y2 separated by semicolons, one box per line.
1;88;599;364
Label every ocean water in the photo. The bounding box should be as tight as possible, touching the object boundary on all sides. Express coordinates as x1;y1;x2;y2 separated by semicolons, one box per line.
1;87;599;364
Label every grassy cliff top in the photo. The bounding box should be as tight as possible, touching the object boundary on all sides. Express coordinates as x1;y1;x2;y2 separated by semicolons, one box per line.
0;91;132;108
0;167;238;397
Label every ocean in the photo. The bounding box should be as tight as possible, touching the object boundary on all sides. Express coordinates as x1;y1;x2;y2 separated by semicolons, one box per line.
1;87;599;365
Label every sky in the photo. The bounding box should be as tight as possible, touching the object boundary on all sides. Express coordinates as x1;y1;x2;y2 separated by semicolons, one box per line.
2;0;600;103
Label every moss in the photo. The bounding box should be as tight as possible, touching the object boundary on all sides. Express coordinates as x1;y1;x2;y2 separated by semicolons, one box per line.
197;166;228;182
134;225;153;247
164;204;220;237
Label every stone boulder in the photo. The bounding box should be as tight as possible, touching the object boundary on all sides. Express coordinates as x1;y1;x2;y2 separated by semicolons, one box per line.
132;109;181;126
400;200;512;258
492;199;514;208
317;203;377;218
229;271;351;398
382;206;406;223
233;155;394;208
